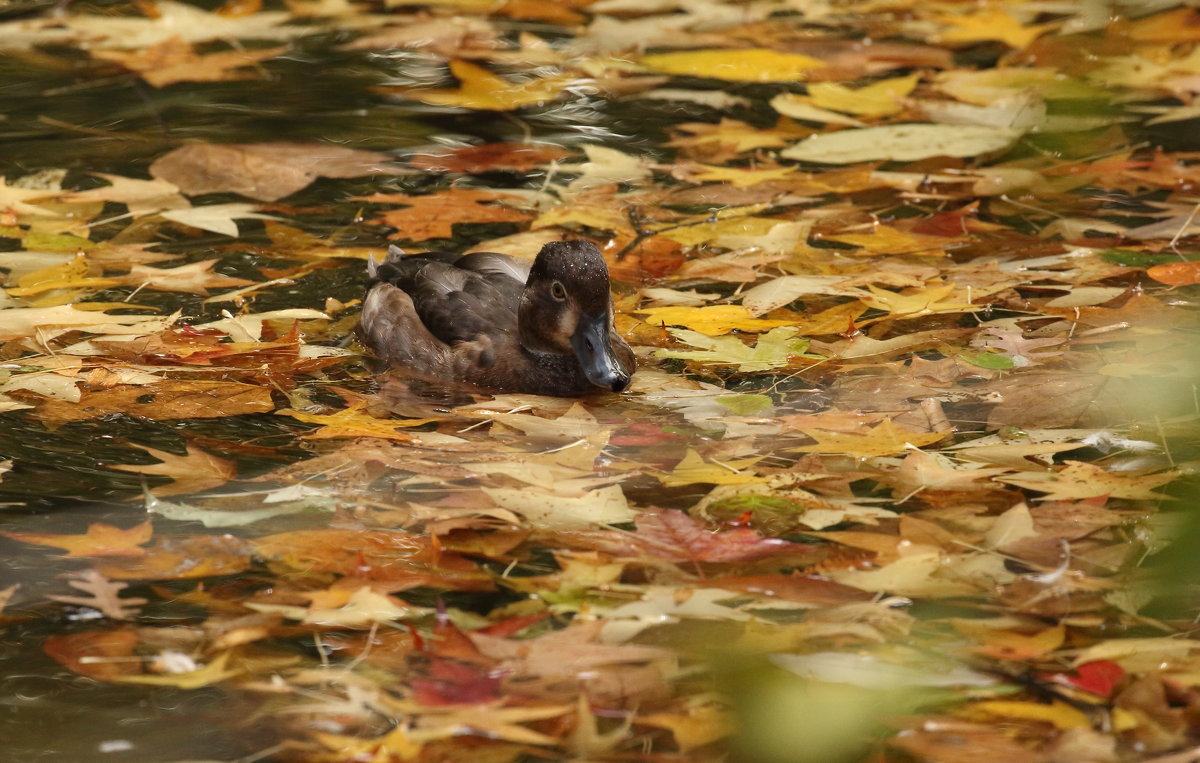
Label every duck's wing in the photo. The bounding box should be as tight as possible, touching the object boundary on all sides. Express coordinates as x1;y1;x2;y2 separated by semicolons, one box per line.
370;251;522;347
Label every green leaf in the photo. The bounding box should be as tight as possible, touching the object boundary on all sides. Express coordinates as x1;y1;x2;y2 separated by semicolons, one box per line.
1098;248;1193;267
961;351;1016;369
716;394;774;415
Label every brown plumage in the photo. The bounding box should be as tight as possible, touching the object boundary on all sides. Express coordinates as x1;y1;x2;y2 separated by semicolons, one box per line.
357;240;635;396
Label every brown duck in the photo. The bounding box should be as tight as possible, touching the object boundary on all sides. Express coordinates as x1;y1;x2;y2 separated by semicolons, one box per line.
358;240;635;396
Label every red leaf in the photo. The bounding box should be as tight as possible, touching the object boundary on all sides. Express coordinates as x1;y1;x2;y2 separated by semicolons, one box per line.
410;657;502;706
633;509;811;563
1066;660;1125;697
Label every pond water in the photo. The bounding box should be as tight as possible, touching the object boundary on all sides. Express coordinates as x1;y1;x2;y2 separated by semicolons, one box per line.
1;2;1200;762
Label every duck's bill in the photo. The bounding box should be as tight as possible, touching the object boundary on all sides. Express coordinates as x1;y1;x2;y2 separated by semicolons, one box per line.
571;312;630;392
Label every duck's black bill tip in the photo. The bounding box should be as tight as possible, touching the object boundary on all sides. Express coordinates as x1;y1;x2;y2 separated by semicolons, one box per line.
571;312;630;394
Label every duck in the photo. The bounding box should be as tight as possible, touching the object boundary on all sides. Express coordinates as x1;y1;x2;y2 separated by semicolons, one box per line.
358;239;635;396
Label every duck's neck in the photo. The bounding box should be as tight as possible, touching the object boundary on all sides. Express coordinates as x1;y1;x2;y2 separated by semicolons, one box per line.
516;346;591;395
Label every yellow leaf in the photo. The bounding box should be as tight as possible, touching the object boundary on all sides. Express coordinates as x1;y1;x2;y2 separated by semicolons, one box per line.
655;213;778;247
532;203;631;233
827;225;946;256
807;74;920;117
937;9;1056;49
637;305;796;336
639;705;734;752
688;164;797;187
641;49;825;82
859;283;982;318
402;59;572;110
795;419;949;457
963;700;1090;730
661;449;762;487
115;651;242;689
791;301;866;335
279;404;437;440
1000;461;1179;501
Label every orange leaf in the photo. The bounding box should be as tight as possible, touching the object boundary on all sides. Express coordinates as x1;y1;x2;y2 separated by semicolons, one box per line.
1147;260;1200;286
0;521;152;558
360;188;531;241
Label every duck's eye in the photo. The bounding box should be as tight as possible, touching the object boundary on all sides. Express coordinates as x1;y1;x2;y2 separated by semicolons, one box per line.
550;280;567;301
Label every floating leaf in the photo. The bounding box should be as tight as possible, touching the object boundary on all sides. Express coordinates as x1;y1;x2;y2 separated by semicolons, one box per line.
640;49;825;82
654;327;816;372
782;124;1021;164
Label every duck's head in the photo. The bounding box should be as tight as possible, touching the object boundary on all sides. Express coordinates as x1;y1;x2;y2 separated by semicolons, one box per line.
517;240;633;392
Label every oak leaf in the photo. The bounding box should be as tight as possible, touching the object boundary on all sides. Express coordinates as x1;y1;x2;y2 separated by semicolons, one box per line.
48;568;148;620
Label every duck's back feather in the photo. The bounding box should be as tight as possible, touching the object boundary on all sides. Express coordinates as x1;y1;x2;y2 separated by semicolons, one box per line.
368;250;527;348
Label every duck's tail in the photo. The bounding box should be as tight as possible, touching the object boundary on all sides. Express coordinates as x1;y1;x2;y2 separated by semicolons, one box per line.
367;245;408;280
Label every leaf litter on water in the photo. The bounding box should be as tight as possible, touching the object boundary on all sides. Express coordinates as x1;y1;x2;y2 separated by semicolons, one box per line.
0;0;1199;761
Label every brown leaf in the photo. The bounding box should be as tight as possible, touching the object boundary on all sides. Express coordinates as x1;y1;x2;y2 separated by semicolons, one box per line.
150;142;405;202
95;534;253;580
0;520;151;558
110;444;236;497
35;380;274;426
408;142;573;174
44;628;141;681
359;188;532;240
93;37;287;88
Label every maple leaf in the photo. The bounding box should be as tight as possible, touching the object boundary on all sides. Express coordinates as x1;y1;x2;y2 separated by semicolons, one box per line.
110;444;236;497
654;327;816;372
795;419;951;457
36;380;274;426
0;0;304;52
278;404;435;441
631;509;803;563
49;568;148;620
58;173;188;217
160;203;279;237
409;142;572;173
0;520;151;558
1000;461;1179;500
92;38;287;88
858;283;982;319
89;534;249;583
936;8;1056;49
115;650;242;689
668;118;812;157
483;484;636;529
360;188;531;240
396;59;573;111
806;74;920;117
661;449;762;487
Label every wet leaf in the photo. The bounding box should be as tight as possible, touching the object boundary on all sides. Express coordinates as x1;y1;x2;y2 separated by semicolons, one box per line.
782;124;1021;164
